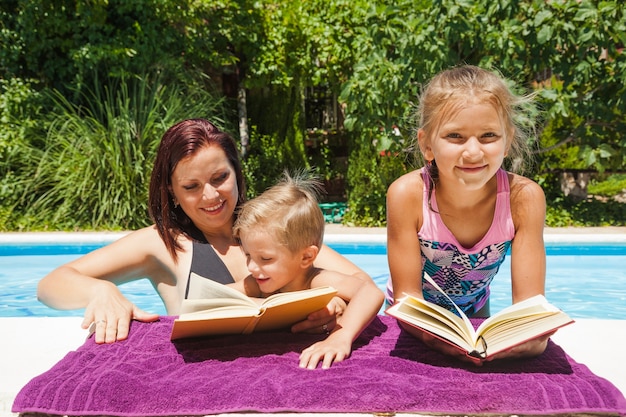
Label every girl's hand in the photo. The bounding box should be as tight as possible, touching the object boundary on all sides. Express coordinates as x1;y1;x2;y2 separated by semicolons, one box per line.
290;296;346;334
483;331;555;362
418;326;554;365
299;334;352;369
81;281;159;343
418;331;483;366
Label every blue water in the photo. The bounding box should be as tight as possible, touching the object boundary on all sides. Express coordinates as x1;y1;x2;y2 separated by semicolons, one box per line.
1;241;625;319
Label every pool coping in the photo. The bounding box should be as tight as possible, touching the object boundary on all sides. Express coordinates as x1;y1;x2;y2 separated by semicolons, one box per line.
1;225;626;244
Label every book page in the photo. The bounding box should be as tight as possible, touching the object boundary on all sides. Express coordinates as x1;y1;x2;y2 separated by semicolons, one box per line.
254;287;338;332
260;286;337;308
479;312;574;357
179;298;259;316
421;273;476;341
388;298;474;352
475;294;561;335
186;272;255;304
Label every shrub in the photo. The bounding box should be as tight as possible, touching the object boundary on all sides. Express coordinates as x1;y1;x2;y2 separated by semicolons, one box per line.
15;73;227;230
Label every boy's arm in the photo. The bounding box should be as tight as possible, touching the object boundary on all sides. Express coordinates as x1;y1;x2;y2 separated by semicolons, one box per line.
298;270;384;369
226;275;262;299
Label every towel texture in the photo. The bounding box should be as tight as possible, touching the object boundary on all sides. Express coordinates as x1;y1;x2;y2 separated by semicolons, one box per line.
13;315;626;416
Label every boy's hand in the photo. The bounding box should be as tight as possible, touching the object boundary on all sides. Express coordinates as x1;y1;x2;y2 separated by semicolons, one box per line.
298;333;352;369
291;296;346;334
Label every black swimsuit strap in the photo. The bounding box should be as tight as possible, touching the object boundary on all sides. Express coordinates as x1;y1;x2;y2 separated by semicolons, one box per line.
185;240;236;298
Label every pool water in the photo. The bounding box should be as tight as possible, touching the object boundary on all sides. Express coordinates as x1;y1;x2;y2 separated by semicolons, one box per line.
1;242;625;319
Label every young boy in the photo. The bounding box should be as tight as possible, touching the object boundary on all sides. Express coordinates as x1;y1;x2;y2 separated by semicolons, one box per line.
231;171;384;369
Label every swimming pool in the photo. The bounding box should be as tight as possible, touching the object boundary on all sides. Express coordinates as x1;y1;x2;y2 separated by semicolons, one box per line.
1;238;625;319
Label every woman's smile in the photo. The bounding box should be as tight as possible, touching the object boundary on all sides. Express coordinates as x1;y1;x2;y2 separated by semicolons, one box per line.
202;200;225;213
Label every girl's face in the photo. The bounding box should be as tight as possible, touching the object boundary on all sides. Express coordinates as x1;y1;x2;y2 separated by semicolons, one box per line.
170;145;239;234
420;101;509;191
239;230;314;294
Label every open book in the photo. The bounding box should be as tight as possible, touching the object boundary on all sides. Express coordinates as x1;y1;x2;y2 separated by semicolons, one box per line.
171;273;338;340
385;275;574;359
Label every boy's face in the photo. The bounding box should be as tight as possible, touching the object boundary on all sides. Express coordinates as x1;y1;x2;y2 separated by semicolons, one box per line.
239;230;311;294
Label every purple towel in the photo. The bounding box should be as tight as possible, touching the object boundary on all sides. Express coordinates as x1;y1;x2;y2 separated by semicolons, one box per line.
13;315;626;416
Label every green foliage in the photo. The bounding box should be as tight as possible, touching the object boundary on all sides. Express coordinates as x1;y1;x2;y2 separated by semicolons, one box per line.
0;0;191;92
241;126;289;199
588;174;626;198
546;198;626;227
2;0;626;230
0;77;49;230
545;174;626;227
343;135;411;227
10;73;227;231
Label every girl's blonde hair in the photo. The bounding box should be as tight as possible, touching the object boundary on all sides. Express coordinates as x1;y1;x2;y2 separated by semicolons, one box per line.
416;65;536;174
233;171;326;253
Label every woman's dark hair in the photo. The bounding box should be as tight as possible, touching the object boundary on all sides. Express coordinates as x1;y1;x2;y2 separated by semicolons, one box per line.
148;118;246;261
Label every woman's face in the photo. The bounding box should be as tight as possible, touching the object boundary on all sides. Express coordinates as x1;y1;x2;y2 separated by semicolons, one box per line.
170;145;239;234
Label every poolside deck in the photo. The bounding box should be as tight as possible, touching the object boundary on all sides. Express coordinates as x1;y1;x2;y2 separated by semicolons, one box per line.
1;226;625;417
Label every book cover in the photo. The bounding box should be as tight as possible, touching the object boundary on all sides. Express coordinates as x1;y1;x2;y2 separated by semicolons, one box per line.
171;273;338;340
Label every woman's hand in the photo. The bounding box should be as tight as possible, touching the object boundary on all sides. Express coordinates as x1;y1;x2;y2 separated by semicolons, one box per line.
290;296;346;334
82;280;159;343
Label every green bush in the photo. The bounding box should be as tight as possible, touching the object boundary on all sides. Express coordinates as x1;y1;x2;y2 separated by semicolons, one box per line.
241;127;290;199
0;77;49;230
343;139;411;227
588;174;626;197
10;73;227;231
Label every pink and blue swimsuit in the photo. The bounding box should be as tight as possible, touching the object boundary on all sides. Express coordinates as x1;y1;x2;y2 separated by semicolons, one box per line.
387;168;515;316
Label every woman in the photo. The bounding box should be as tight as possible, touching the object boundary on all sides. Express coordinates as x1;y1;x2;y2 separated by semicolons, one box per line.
38;118;369;344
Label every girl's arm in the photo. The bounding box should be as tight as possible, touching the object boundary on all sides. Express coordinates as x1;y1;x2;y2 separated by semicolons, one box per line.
509;175;547;303
387;172;464;350
37;226;172;343
298;270;384;369
387;172;426;302
485;174;551;361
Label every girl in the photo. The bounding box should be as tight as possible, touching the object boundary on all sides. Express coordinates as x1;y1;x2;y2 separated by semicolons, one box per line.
386;65;551;363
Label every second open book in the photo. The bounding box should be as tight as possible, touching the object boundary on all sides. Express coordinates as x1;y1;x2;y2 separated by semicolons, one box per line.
385;274;574;359
170;272;337;340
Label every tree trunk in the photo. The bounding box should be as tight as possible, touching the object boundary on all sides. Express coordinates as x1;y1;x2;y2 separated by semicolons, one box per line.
237;84;249;158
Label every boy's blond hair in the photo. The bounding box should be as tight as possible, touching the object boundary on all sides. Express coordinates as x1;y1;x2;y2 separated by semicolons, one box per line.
233;171;326;253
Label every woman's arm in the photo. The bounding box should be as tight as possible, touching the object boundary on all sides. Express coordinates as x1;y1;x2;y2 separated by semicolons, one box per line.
37;226;174;343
